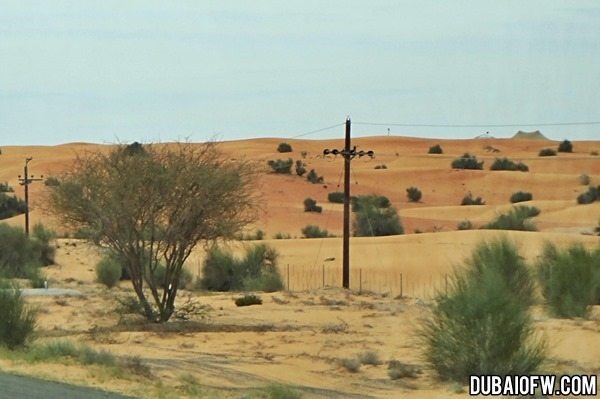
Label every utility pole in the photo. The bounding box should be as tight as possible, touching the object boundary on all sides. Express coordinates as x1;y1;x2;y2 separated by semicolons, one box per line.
323;118;374;289
18;157;43;236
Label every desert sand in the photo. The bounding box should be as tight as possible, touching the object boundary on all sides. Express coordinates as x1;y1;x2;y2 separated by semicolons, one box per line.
0;136;599;398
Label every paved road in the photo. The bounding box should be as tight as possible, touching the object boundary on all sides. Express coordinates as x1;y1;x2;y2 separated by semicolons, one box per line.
0;373;135;399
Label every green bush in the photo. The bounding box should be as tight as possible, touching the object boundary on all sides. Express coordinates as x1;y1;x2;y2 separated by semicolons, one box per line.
31;223;56;266
0;280;37;349
301;225;329;238
339;358;361;373
199;244;283;292
96;256;122;288
577;186;600;204
295;160;306;176
451;153;483;170
235;294;263;307
276;142;292;153
306;169;324;184
461;192;485;206
303;198;322;213
457;220;473;230
579;174;591;186
353;205;403;237
466;238;535;305
536;243;600;318
0;182;14;193
272;232;291;239
44;176;60;187
490;158;529;172
538;148;557;157
358;351;382;365
420;239;544;382
267;158;293;174
0;223;42;280
328;191;345;204
482;206;539;231
260;385;302;399
351;195;391;212
406;187;422;202
0;193;27;220
428;144;443;154
510;191;533;203
558;139;573;153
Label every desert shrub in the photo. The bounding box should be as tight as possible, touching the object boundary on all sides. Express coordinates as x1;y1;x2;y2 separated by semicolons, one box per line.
306;169;324;184
267;158;293;174
0;182;13;192
591;150;599;156
388;360;421;379
276;143;292;153
0;193;27;220
596;221;600;236
510;191;533;203
577;186;600;204
152;264;194;290
199;244;282;292
460;192;485;206
0;223;42;280
451;153;483;170
420;240;545;382
28;340;116;366
358;351;382;366
466;238;535;305
482;206;539;231
579;174;591;185
351;195;391;212
44;176;60;187
31;223;56;266
236;230;265;241
428;144;443;154
301;224;329;238
303;198;322;213
328;191;345;204
558;139;573;153
272;232;291;239
235;294;263;307
538;148;557;157
0;280;37;349
374;164;387;169
354;205;403;237
295;160;306;176
536;243;600;318
96;256;122;288
406;187;422;202
490;158;529;172
300;151;308;159
339;358;361;373
457;220;473;230
261;385;302;399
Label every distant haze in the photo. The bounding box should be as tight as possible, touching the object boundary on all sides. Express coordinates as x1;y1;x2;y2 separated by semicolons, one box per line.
1;1;599;145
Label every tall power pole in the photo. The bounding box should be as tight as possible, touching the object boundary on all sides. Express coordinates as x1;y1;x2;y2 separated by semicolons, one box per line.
323;118;374;289
18;157;43;236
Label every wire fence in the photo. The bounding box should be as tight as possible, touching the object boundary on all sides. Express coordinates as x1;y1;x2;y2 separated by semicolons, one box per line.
282;263;450;300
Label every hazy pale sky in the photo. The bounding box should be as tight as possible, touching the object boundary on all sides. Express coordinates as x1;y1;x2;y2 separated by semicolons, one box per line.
1;1;599;145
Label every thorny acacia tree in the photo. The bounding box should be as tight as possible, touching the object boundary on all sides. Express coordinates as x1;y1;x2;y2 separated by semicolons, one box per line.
50;142;258;322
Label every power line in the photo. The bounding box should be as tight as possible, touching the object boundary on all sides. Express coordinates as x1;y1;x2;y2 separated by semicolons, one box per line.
289;122;345;139
354;121;600;128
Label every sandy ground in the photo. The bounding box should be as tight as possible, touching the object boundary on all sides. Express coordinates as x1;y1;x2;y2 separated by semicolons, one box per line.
0;136;599;398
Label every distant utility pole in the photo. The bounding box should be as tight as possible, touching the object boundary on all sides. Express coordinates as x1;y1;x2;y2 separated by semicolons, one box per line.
18;157;43;236
323;117;374;289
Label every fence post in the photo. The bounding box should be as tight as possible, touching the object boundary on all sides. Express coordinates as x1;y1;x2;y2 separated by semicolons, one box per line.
400;273;403;298
359;269;362;294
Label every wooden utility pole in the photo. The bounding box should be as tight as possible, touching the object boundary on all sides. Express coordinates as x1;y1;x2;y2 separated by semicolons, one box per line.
18;157;43;236
323;118;374;289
